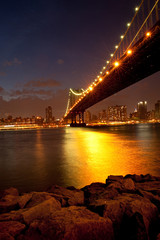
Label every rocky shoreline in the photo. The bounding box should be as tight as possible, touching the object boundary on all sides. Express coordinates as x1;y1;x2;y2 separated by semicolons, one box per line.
0;174;160;240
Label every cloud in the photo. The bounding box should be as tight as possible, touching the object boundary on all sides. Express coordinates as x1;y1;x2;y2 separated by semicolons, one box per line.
3;58;22;67
9;88;55;99
57;59;64;65
0;71;6;76
0;89;68;118
24;78;61;88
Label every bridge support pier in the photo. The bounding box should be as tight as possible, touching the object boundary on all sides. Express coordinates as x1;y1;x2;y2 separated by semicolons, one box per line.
70;111;86;127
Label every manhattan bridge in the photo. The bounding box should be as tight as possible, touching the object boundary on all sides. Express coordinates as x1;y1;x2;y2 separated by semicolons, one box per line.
63;0;160;126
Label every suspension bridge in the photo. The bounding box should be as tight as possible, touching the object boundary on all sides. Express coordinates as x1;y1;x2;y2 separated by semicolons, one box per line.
63;0;160;126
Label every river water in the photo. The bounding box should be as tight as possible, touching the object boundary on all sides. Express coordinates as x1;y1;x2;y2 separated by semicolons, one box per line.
0;123;160;192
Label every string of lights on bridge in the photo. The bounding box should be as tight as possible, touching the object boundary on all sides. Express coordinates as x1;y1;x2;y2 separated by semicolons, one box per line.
64;0;159;118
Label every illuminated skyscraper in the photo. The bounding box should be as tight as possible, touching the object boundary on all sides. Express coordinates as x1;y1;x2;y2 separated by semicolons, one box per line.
107;105;127;121
137;101;147;120
45;106;52;123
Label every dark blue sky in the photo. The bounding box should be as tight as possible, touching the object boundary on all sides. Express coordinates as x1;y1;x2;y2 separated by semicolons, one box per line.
0;0;159;118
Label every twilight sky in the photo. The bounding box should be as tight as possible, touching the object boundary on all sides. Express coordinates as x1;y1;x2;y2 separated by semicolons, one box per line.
0;0;159;118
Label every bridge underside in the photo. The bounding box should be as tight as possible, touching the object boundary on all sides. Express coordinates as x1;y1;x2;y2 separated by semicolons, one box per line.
65;21;160;120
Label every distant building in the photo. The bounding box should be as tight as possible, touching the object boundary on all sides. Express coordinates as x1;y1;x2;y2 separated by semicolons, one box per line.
147;110;155;120
98;110;107;122
45;106;52;123
155;100;160;119
137;101;147;120
85;111;91;123
92;114;98;122
107;105;127;121
130;109;138;120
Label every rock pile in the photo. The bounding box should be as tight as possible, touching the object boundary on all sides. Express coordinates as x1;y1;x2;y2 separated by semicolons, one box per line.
0;174;160;240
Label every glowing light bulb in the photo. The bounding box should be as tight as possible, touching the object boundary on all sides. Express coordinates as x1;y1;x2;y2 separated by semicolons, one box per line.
110;53;113;57
135;7;139;11
120;35;124;39
99;77;102;81
103;66;106;69
106;71;109;75
127;23;130;27
115;45;118;49
106;60;109;64
146;32;151;37
89;86;93;91
114;61;119;67
127;49;132;55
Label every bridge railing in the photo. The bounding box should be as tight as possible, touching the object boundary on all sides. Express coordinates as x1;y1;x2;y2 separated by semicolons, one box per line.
103;0;160;73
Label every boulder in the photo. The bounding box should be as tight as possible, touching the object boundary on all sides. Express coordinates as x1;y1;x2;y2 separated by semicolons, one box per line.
0;221;25;237
47;185;84;206
140;190;160;211
22;206;114;240
18;193;33;209
2;188;19;197
82;182;118;205
107;175;123;182
0;209;25;222
135;181;160;196
0;232;14;240
22;197;61;225
125;174;143;182
25;192;53;208
0;194;19;213
88;193;158;240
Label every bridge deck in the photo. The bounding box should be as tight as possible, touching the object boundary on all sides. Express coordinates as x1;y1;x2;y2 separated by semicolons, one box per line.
65;21;160;119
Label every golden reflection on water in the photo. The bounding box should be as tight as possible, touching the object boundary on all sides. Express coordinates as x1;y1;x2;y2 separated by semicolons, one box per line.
34;130;47;178
63;128;149;188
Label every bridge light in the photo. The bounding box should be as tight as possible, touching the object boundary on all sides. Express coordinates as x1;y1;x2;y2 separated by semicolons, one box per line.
110;53;113;57
100;71;102;74
115;45;118;49
99;77;103;81
103;66;106;69
106;60;109;64
135;7;139;11
106;71;109;75
120;35;124;39
127;49;132;55
89;86;93;91
114;61;119;67
146;32;151;37
127;23;130;27
97;75;99;78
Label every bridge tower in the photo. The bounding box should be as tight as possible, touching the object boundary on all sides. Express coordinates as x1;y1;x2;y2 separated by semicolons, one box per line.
65;88;86;126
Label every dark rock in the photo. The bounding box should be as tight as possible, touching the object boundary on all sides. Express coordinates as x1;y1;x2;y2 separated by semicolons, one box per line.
82;182;117;205
0;194;19;214
140;190;160;211
0;232;14;240
22;206;114;240
3;188;19;197
0;209;25;223
89;193;158;240
0;221;25;237
107;175;123;181
125;174;143;182
22;197;61;225
47;185;84;206
135;181;160;196
25;192;53;208
18;193;33;209
157;233;160;240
